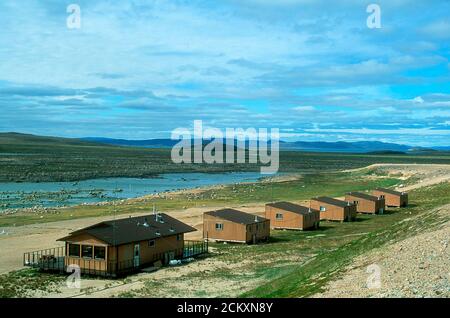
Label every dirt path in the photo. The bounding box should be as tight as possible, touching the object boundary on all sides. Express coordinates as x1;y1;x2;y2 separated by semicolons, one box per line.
313;204;450;298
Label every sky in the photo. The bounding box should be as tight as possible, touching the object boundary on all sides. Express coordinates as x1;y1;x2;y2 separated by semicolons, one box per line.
0;0;449;146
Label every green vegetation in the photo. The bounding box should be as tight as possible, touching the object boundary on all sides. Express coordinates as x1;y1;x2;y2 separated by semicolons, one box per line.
1;132;450;182
113;182;450;298
0;268;64;298
242;182;450;297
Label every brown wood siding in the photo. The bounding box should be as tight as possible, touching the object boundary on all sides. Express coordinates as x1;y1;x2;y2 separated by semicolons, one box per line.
372;190;408;207
203;214;269;244
245;220;270;243
63;235;109;272
310;200;357;221
345;195;386;214
137;234;184;264
63;233;184;272
265;205;319;230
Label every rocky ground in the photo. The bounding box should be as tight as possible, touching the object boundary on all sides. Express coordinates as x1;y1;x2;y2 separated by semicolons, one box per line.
314;204;450;298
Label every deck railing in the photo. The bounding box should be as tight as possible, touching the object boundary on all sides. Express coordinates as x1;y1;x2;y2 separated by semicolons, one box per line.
23;240;208;277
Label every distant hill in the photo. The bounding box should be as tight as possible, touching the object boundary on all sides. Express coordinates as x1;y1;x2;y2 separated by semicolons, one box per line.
0;132;103;147
278;140;414;153
82;137;178;148
81;137;428;153
1;132;447;154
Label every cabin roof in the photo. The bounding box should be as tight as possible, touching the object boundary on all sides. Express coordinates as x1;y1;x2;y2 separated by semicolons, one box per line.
266;201;318;215
204;208;267;225
375;187;405;196
346;192;380;202
312;196;353;208
57;213;196;246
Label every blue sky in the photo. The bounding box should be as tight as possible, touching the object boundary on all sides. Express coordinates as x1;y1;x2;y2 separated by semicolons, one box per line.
0;0;449;146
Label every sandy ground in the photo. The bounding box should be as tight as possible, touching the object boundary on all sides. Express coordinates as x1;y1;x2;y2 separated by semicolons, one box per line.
313;204;450;298
1;163;449;297
346;163;450;191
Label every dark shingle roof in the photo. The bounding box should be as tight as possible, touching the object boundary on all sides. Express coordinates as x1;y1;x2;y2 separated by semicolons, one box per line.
375;188;406;196
346;192;380;202
266;201;318;215
204;208;267;225
312;196;353;208
58;213;196;246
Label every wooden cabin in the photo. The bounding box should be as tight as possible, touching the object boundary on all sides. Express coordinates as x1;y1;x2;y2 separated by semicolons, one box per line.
265;201;320;230
57;213;196;276
310;197;357;222
372;188;408;207
345;192;385;214
203;208;270;244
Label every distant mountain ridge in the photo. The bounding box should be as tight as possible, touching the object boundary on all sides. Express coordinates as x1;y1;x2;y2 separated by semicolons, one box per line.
81;137;437;153
0;133;445;153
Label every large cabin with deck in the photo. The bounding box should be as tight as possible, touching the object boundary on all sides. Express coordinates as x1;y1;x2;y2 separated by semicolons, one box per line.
23;213;208;277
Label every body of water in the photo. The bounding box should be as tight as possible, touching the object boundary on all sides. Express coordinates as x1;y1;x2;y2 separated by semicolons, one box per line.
0;172;274;210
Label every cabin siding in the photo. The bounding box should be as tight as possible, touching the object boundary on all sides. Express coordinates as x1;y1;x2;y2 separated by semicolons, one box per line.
203;214;269;244
345;194;385;214
245;220;271;243
310;200;357;221
63;233;185;273
372;190;408;207
265;205;319;230
63;234;109;272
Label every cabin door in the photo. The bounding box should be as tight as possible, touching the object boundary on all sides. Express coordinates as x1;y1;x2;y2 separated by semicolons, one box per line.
133;244;140;267
379;208;384;215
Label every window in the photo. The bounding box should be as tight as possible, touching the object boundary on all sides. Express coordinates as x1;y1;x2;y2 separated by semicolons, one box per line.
320;206;326;212
275;213;283;220
68;244;80;257
177;234;182;241
81;245;93;258
353;201;359;205
148;240;155;247
215;223;223;231
94;246;106;260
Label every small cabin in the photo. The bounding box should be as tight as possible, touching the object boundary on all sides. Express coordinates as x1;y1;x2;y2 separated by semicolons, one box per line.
56;213;197;276
265;201;320;230
372;188;408;207
310;197;357;222
203;208;270;244
345;192;385;214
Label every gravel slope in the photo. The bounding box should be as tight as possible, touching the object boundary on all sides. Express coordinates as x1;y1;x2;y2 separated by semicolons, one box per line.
314;204;450;298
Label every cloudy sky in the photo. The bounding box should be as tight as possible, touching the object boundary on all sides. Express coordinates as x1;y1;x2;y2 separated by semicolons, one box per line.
0;0;449;146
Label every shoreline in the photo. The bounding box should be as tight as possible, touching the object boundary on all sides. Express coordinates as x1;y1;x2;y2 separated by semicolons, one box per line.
0;172;301;215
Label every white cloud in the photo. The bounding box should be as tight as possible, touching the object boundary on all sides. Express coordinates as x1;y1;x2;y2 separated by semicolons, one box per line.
413;96;424;104
292;106;316;112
